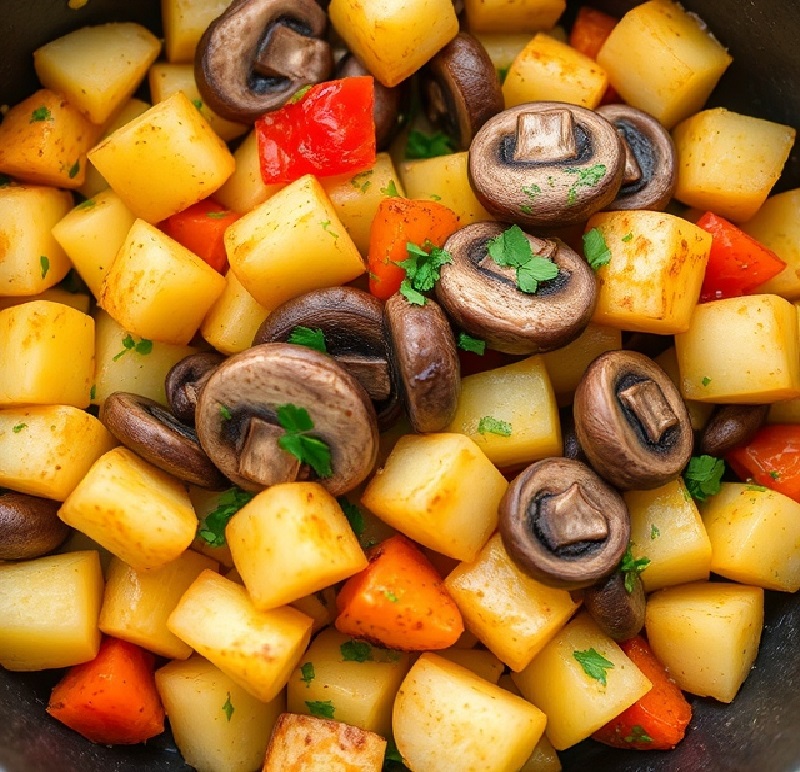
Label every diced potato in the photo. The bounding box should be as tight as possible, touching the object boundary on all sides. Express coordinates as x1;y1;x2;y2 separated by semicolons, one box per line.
597;0;732;129
167;570;313;703
474;34;540;72
286;627;411;737
445;534;578;671
513;613;652;750
700;483;800;592
672;108;796;222
436;648;505;684
226;175;365;309
0;288;90;314
163;0;231;63
0;185;73;296
654;347;714;431
89;92;235;223
588;210;711;334
394;653;546;772
446;356;561;468
0;551;103;671
362;433;507;562
624;479;712;592
189;486;236;569
100;219;226;345
0;301;93;409
520;735;562;772
263;713;386;772
503;33;607;109
227;483;368;611
645;581;764;703
675;294;800;402
288;589;336;636
330;0;459;87
157;655;285;772
58;530;113;576
58;447;198;570
0;405;116;501
465;0;565;33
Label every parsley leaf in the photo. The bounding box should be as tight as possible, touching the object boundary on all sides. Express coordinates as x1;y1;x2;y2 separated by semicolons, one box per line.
276;404;332;478
300;661;315;687
770;470;781;480
684;455;725;503
573;648;614;686
222;692;234;722
619;545;650;593
380;179;401;197
457;332;486;355
112;333;153;362
288;326;327;353
205;210;230;219
321;220;339;239
624;725;653;744
384;589;399;603
68;160;80;179
497;66;510;84
340;639;373;662
385;739;405;764
486;225;558;294
477;416;512;437
40;255;50;279
219;404;232;421
701;376;712;386
30;106;52;123
191;98;203;112
621;232;634;242
746;483;767;492
306;700;335;719
406;130;454;159
338;497;366;540
289;85;312;104
399;279;426;306
517;258;560;293
398;240;452;305
582;228;612;270
197;486;255;547
76;198;96;211
565;164;606;205
90;384;96;400
12;423;27;433
651;524;660;540
351;170;373;193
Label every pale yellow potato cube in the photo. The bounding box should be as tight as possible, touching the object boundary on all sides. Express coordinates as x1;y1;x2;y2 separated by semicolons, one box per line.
0;301;93;409
89;92;235;223
474;34;540;72
167;570;313;703
156;655;285;772
465;0;565;33
163;0;231;63
0;406;116;501
445;534;578;672
0;185;73;296
589;210;711;334
645;581;764;703
361;433;507;562
654;347;714;431
513;613;652;750
288;590;336;636
520;735;562;772
329;0;459;88
625;479;711;592
0;289;90;315
58;447;198;570
437;647;505;684
672;108;796;222
597;0;732;129
394;653;546;772
226;175;365;308
676;294;800;403
0;551;103;671
503;33;607;109
100;219;226;345
227;483;368;611
189;487;236;569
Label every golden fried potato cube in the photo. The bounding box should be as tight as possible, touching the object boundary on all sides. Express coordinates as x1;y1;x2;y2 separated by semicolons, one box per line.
465;0;565;34
0;289;90;315
162;0;231;63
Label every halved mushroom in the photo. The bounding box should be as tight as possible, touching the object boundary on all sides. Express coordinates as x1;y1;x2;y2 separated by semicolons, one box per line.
422;32;504;151
0;493;71;560
700;404;769;457
195;343;379;495
102;393;228;489
195;0;334;124
597;104;677;211
468;101;624;228
165;352;227;425
584;569;646;641
499;457;630;590
384;294;460;433
574;350;693;490
436;222;597;355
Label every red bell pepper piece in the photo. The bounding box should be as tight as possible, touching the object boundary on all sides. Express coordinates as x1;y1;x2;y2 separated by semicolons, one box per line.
256;76;376;184
159;199;239;274
727;424;800;503
569;6;622;104
696;211;786;302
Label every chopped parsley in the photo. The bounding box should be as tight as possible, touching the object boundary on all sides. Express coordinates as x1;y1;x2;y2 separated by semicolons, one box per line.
197;486;255;547
40;255;50;279
746;483;767;492
497;66;510;84
385;739;405;763
340;639;373;662
205;209;230;219
289;85;312;104
701;376;712;387
565;164;606;205
350;170;373;193
76;198;96;211
305;700;335;719
384;589;399;603
276;404;332;478
191;98;203;112
30;106;52;123
338;497;366;540
321;220;339;239
222;692;234;722
398;240;452;306
477;416;512;437
457;332;486;355
573;648;614;686
582;228;612;271
380;179;401;197
486;224;558;294
650;524;660;540
112;333;153;362
684;455;725;503
405;129;454;159
90;384;96;401
770;471;781;480
68;160;80;179
288;326;327;353
429;193;442;201
619;545;650;593
12;423;27;433
624;725;653;744
621;232;634;242
300;662;315;687
219;404;232;421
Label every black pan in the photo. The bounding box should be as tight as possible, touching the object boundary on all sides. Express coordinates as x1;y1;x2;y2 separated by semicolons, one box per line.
1;1;799;770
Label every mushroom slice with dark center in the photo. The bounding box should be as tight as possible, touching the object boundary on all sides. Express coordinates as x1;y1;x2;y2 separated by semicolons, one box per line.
195;343;379;495
584;570;646;641
700;403;769;457
195;0;334;124
597;104;677;211
0;493;71;561
102;393;228;489
165;352;227;425
436;221;596;355
383;294;461;434
468;101;624;228
573;350;693;490
252;287;400;430
421;32;505;151
499;457;630;590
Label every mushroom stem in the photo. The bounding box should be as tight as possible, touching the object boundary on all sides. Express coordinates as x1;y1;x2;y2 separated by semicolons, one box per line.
254;26;332;81
618;379;679;444
538;482;609;550
335;354;393;402
238;416;300;486
619;128;643;183
514;109;577;163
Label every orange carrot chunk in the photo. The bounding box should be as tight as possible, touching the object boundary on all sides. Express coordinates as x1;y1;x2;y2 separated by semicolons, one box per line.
335;534;464;650
569;6;622;104
47;636;165;745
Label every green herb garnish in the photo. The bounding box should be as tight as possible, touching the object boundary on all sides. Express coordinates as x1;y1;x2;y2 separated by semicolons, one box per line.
300;662;315;687
288;326;327;353
770;471;781;480
621;232;634;242
40;255;50;279
684;455;725;503
276;404;332;478
380;179;401;197
321;220;339;239
12;423;27;434
457;332;486;355
384;590;399;603
565;164;606;205
30;106;52;123
582;228;612;270
76;198;96;211
573;648;614;686
384;739;405;763
486;224;558;294
112;333;153;362
192;98;203;112
619;545;650;593
289;85;312;104
68;160;80;179
398;240;453;306
650;524;660;540
197;486;255;547
222;692;234;722
351;170;373;193
497;66;510;84
90;384;96;401
205;209;230;219
338;497;366;540
405;130;454;159
219;404;232;421
746;483;767;492
305;700;335;719
624;725;653;744
340;639;373;662
477;416;512;437
701;376;712;386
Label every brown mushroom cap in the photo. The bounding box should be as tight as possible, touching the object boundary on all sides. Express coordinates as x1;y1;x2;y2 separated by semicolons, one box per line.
700;404;769;457
468;101;624;228
436;222;597;355
574;350;693;490
597;104;677;211
499;457;630;590
195;343;379;495
0;493;70;560
165;352;227;425
102;393;228;489
195;0;334;124
422;32;504;151
583;569;646;641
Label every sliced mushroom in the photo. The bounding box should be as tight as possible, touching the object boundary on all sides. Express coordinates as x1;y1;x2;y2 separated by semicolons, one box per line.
499;458;630;590
165;352;227;425
584;569;646;641
102;393;228;489
195;343;379;495
195;0;334;124
384;294;461;433
700;404;769;457
0;493;71;560
468;102;624;228
436;222;596;355
597;104;677;211
422;32;504;151
573;351;693;491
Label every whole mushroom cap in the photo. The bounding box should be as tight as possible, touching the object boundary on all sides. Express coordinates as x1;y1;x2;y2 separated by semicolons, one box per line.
0;493;70;561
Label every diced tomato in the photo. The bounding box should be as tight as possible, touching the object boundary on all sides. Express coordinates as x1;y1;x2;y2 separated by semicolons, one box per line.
569;7;622;104
255;76;376;184
727;424;800;503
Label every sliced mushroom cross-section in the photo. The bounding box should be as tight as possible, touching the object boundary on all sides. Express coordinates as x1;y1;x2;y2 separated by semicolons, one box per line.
165;352;227;425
